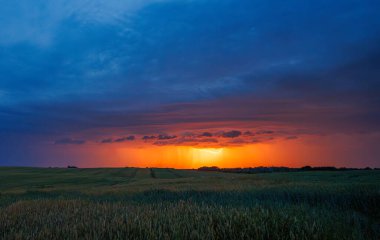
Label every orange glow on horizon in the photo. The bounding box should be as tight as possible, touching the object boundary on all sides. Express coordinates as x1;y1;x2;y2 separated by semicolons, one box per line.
114;145;264;169
43;133;380;168
186;147;225;167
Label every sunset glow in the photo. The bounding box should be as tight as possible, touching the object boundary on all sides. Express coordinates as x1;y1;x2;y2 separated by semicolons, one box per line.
33;131;378;169
0;1;379;168
189;148;224;166
2;2;379;239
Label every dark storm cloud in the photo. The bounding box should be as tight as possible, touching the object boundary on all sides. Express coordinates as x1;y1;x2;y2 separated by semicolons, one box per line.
55;138;85;145
199;132;213;137
243;131;254;136
143;129;298;147
150;131;288;147
158;134;177;140
256;130;275;135
154;138;218;147
221;131;242;138
142;135;157;140
115;136;135;142
101;136;135;143
101;138;113;144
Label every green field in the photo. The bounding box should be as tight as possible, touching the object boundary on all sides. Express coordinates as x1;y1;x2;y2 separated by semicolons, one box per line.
0;167;379;239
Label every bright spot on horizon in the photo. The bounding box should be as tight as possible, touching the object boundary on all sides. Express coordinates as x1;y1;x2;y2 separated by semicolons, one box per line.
198;148;224;155
190;148;225;166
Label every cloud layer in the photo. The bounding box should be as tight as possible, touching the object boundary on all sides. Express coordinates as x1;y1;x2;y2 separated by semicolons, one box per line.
0;0;379;166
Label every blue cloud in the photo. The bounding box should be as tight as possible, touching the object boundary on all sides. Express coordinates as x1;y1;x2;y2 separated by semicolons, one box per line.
0;0;379;165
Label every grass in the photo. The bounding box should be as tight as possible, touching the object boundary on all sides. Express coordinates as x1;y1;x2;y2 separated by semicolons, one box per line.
0;167;379;239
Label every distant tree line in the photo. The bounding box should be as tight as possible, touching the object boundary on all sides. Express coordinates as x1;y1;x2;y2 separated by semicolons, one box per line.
198;166;378;174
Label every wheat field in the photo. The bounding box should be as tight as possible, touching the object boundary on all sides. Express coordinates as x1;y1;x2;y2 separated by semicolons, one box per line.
0;168;379;239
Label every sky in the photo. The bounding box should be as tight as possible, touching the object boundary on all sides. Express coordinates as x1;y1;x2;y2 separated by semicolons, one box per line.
0;0;379;168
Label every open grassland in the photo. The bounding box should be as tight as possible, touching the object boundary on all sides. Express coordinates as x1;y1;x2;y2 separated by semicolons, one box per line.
0;167;379;239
